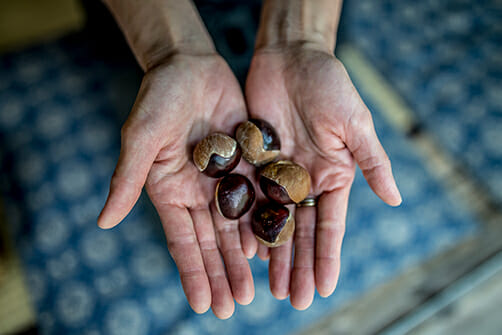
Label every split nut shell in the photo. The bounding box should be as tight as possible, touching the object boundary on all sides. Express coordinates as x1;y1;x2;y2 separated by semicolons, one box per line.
193;133;241;178
252;203;295;248
259;160;311;204
235;119;280;166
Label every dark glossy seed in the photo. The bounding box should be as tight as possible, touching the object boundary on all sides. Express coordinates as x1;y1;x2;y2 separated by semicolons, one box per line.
259;160;311;204
249;119;281;151
193;133;241;178
259;177;291;204
216;174;255;220
235;120;281;166
204;146;241;178
252;203;294;247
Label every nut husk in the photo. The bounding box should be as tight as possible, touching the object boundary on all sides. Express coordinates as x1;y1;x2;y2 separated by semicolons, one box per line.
193;132;240;177
235;120;280;166
260;160;311;204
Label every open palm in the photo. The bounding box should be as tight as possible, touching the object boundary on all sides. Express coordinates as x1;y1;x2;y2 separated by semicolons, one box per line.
98;54;254;319
245;46;402;309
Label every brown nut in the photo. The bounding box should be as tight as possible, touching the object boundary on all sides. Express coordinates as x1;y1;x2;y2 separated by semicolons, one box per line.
215;174;255;220
235;119;280;166
259;160;311;204
193;133;241;178
252;203;295;247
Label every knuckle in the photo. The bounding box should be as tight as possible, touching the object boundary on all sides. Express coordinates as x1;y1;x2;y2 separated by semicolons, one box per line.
293;264;313;271
360;154;391;174
295;228;315;241
349;109;373;134
120;121;135;142
120;119;156;149
216;222;238;235
294;236;315;251
198;239;218;252
221;244;242;257
207;272;227;281
316;253;339;262
318;221;345;238
179;268;206;279
295;222;316;240
166;232;198;253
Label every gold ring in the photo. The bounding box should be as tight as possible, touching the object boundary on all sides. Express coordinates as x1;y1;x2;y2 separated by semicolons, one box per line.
297;197;317;207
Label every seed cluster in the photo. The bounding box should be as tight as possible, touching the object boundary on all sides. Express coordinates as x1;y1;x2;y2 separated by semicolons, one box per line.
192;119;312;247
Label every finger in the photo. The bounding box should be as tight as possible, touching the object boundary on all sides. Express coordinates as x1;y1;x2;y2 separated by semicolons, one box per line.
191;208;235;319
290;206;316;310
239;211;258;259
211;203;255;305
269;236;293;300
156;204;211;314
257;243;270;260
346;109;402;206
315;187;351;297
98;125;158;229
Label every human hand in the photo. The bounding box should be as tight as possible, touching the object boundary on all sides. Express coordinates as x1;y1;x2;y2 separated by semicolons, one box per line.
98;53;254;319
244;44;402;309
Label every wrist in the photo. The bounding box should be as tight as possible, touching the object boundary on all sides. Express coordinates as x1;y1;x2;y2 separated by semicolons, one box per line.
104;0;215;71
142;40;216;72
255;0;342;54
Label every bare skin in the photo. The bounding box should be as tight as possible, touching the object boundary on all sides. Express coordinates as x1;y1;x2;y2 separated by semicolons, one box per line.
98;53;255;318
238;0;401;311
244;44;401;309
98;0;258;319
99;0;401;318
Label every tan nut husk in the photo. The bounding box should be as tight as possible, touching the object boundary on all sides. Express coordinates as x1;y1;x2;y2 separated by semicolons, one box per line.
236;121;280;166
255;212;295;248
193;133;238;171
260;160;311;203
214;178;224;217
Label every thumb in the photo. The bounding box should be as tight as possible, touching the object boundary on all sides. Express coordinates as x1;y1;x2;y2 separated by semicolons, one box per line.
345;108;402;206
98;124;159;229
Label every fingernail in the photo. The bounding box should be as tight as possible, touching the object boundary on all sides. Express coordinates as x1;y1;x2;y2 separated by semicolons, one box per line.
393;188;403;206
97;213;114;230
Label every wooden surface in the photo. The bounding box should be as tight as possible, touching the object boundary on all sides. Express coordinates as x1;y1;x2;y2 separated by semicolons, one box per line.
0;2;84;332
411;254;502;335
0;255;36;335
299;227;502;335
0;204;36;335
0;0;84;52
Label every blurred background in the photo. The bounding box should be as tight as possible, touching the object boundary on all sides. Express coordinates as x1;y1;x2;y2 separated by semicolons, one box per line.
0;0;501;334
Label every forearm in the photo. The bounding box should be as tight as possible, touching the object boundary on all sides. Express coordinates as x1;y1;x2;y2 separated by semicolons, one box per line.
255;0;343;52
103;0;215;71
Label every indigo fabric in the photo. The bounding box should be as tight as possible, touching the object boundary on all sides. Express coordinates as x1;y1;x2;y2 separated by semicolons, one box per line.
341;0;502;205
0;0;488;333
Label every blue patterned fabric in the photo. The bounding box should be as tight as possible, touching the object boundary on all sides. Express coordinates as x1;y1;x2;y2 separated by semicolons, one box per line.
196;0;261;84
341;0;502;205
0;39;477;334
0;1;485;333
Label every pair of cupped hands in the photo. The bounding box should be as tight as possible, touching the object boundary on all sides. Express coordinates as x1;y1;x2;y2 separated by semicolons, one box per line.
98;43;402;319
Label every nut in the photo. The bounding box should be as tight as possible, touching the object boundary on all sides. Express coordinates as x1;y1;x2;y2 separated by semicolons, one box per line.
235;119;280;166
193;133;241;178
259;160;311;204
252;203;295;247
215;174;255;220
